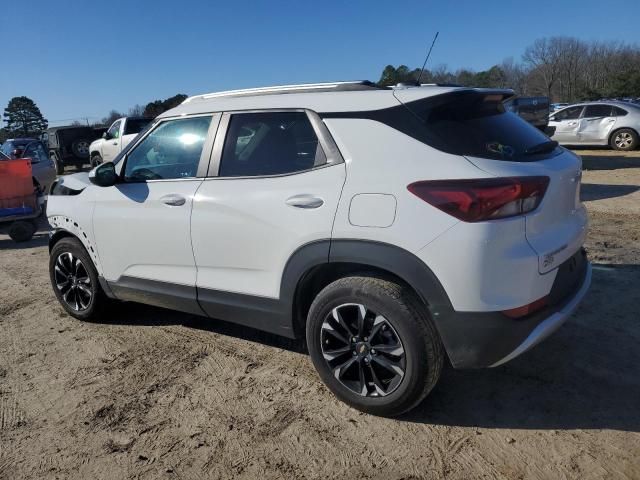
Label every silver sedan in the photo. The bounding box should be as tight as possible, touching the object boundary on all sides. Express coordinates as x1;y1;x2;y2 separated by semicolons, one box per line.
547;101;640;151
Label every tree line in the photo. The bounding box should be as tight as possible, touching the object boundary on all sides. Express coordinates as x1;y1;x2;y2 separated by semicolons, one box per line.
378;36;640;101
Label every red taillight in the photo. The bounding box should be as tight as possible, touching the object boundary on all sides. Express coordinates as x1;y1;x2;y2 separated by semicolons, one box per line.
407;176;550;222
502;296;549;319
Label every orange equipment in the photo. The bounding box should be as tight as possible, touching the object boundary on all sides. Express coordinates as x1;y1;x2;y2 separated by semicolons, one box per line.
0;159;36;210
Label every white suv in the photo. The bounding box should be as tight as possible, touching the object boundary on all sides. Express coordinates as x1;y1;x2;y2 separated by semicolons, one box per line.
47;81;591;416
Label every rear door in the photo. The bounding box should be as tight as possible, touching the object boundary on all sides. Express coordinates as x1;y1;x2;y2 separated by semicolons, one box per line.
549;106;584;143
191;110;345;305
578;104;616;144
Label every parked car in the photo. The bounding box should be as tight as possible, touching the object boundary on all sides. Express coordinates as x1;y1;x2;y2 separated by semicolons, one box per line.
43;126;105;174
47;81;590;416
89;116;152;166
548;101;640;150
1;138;56;193
504;96;550;130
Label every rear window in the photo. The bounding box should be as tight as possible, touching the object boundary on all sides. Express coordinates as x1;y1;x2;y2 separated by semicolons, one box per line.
411;92;557;161
124;118;151;135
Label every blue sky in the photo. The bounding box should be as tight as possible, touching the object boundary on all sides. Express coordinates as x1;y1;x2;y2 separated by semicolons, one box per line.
2;0;639;125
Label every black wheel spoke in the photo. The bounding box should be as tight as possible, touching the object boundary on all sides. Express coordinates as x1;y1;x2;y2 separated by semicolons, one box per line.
371;354;404;377
322;345;351;361
370;343;404;356
367;363;387;396
332;308;355;337
332;356;357;380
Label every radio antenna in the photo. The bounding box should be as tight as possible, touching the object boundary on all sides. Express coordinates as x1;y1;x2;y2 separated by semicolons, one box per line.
416;32;439;85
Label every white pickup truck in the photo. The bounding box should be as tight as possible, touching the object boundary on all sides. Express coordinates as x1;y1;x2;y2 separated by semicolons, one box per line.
89;116;152;166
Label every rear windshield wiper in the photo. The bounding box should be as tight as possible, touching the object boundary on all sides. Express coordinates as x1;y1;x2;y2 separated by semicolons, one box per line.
524;140;558;155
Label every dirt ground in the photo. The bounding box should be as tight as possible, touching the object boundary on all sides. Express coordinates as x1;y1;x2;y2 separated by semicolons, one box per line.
1;150;639;480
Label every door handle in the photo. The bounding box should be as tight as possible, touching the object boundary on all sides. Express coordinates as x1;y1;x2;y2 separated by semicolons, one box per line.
285;194;324;209
160;194;186;206
568;122;577;126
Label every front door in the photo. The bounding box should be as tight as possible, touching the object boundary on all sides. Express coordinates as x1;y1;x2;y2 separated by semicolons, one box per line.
191;110;346;323
92;114;218;314
549;105;583;144
101;119;123;162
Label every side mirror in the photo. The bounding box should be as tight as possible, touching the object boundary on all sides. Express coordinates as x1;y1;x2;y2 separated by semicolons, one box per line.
89;162;117;187
549;116;556;122
103;131;112;140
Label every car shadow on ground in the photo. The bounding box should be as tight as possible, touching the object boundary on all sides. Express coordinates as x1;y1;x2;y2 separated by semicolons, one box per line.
90;264;640;431
403;264;640;432
580;183;640;201
0;233;49;250
95;301;305;353
579;153;640;171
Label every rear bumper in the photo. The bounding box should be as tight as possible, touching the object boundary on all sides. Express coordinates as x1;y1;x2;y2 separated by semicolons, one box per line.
431;249;591;369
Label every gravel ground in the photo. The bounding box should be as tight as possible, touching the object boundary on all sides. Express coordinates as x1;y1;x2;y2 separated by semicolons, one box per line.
0;150;639;479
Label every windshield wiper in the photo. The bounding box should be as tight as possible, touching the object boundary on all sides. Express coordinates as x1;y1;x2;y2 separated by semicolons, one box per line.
524;140;558;155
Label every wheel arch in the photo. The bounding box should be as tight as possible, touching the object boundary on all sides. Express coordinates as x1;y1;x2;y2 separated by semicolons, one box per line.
286;240;453;339
609;126;639;145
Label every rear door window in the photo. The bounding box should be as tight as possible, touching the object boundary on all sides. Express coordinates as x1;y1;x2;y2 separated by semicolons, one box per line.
583;105;613;118
218;111;326;177
410;91;557;161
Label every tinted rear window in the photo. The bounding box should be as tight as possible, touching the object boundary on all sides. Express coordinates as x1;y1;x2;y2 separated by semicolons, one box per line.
124;118;151;135
412;92;556;161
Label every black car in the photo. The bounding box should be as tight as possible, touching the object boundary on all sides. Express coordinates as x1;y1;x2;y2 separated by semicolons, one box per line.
42;126;105;174
504;96;550;131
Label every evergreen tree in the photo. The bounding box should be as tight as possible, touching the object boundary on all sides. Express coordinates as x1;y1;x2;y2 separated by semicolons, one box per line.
3;96;48;137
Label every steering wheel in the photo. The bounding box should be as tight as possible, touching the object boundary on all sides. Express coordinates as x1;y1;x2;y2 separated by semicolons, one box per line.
130;167;162;181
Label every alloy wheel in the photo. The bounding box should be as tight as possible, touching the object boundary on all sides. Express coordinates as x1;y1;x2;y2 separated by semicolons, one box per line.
320;303;406;397
53;252;93;311
615;132;632;149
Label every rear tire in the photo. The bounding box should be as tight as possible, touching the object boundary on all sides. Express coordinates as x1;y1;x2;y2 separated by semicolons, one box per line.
610;128;639;151
306;276;444;417
49;237;111;321
9;221;36;242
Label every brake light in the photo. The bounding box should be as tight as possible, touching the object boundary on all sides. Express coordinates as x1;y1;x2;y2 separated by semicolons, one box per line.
502;296;549;319
407;176;549;222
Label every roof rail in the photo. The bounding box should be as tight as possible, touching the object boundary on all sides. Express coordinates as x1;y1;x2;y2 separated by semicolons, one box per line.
183;81;381;103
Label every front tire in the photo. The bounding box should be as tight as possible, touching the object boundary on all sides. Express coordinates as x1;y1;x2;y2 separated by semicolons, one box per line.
610;128;639;151
306;276;444;417
49;237;110;321
50;152;64;175
90;154;103;168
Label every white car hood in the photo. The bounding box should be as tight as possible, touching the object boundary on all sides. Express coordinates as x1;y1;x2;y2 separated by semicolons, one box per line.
56;172;92;191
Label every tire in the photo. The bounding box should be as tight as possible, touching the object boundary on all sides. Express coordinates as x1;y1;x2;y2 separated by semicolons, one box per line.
306;276;444;417
90;154;103;168
50;152;64;175
71;139;91;159
8;221;36;242
49;237;111;321
610;128;639;151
